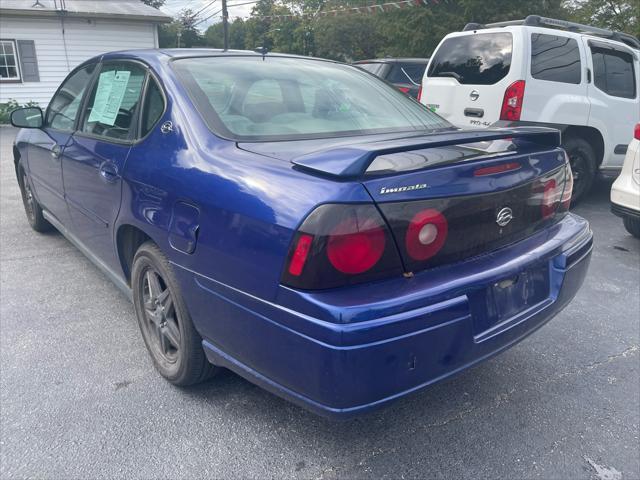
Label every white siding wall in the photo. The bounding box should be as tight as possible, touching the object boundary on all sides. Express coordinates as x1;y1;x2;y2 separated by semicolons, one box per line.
0;15;158;106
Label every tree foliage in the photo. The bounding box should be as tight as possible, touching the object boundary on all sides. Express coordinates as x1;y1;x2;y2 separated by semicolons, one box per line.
141;0;165;8
156;0;638;60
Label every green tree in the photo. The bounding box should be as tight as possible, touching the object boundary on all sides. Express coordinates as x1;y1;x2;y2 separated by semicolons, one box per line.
567;0;639;36
141;0;166;8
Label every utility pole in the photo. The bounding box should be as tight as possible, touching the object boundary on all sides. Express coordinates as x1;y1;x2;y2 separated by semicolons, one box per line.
222;0;229;50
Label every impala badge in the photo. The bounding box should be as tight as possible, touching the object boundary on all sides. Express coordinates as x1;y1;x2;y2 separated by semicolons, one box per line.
496;207;513;227
380;183;429;195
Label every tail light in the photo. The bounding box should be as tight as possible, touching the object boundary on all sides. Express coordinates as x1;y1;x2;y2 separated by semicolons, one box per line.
417;84;423;102
500;80;526;121
398;86;410;94
541;179;559;219
560;159;573;211
282;204;403;290
405;209;448;261
634;123;640;140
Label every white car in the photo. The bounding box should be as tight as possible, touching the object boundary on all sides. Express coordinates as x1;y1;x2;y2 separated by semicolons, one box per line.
611;123;640;238
419;15;640;202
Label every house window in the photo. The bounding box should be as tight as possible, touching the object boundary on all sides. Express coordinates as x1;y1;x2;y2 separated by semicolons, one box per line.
0;40;20;81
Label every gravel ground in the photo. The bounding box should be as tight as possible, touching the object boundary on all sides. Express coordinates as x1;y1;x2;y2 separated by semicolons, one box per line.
1;125;638;480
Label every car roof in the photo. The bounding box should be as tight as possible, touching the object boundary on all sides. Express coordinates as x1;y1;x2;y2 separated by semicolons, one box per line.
98;48;341;64
449;25;639;52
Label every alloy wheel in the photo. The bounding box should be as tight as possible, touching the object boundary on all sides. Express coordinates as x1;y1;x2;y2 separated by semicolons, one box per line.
140;268;182;363
21;173;37;223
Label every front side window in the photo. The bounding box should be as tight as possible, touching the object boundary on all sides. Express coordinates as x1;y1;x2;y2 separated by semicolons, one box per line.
0;40;20;81
531;34;581;84
46;63;96;131
591;47;636;99
173;56;451;141
427;33;513;85
80;62;146;141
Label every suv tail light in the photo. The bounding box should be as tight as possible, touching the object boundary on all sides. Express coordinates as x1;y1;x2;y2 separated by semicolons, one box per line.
500;80;526;121
634;123;640;140
417;85;423;102
282;204;403;290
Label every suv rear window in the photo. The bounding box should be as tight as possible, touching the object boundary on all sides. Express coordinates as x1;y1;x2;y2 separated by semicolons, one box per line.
531;34;581;84
427;33;512;85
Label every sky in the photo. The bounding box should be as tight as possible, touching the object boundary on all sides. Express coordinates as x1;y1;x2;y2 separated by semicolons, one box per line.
161;0;256;29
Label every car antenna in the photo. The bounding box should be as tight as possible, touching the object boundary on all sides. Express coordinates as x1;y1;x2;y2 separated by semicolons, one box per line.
255;46;268;60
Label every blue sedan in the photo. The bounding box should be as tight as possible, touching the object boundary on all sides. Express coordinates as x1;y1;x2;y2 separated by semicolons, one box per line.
10;49;592;418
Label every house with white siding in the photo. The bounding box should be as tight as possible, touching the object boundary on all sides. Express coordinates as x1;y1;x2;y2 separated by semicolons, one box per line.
0;0;170;107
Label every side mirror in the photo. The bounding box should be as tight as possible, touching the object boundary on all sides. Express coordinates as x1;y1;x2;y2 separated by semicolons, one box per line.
10;107;43;129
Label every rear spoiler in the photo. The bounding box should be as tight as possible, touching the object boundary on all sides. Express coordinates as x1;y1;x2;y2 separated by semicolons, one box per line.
291;127;561;179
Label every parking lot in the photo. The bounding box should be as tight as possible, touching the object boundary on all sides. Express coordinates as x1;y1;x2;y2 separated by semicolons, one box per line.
0;124;638;479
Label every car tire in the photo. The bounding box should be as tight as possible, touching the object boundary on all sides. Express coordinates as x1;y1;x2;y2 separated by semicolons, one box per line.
18;169;51;233
132;241;218;386
563;136;596;204
623;217;640;239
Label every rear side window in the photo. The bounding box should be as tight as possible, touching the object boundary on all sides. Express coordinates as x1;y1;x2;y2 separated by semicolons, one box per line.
427;33;512;85
140;77;164;137
530;34;581;84
387;63;427;85
591;47;636;99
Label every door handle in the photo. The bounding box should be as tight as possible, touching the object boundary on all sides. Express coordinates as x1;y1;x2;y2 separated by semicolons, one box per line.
51;144;62;159
99;161;119;183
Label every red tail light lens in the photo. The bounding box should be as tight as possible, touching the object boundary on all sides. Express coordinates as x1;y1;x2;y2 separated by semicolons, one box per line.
398;86;410;94
282;204;403;290
500;80;526;121
287;234;313;276
634;123;640;140
327;217;386;274
417;85;423;102
405;209;448;261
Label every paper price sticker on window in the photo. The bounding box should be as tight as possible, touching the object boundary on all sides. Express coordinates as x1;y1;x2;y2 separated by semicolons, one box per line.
88;70;131;126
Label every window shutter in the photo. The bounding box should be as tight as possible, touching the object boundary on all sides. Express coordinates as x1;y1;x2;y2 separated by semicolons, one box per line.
16;40;40;82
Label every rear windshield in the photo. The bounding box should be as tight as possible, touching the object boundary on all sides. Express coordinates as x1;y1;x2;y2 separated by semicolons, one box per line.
356;62;386;76
427;33;513;85
172;56;451;142
387;63;427;85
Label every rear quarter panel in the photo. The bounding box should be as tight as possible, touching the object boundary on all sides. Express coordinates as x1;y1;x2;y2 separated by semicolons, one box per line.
118;59;372;302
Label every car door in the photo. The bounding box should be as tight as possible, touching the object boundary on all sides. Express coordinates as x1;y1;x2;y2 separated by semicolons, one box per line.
583;38;640;169
26;63;97;225
62;61;147;270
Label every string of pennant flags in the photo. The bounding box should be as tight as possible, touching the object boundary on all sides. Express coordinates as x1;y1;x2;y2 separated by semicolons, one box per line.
251;0;440;20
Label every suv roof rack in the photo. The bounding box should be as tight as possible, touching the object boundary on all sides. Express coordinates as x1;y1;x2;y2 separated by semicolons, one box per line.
463;15;640;50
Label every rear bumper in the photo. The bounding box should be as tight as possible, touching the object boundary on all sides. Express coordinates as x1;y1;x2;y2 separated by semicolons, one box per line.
175;214;592;418
611;203;640;220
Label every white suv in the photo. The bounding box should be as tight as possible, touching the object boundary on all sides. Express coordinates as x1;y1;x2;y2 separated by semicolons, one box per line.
611;123;640;238
419;16;640;202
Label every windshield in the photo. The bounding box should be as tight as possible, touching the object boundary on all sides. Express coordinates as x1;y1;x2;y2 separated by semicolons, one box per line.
172;56;451;141
427;33;513;85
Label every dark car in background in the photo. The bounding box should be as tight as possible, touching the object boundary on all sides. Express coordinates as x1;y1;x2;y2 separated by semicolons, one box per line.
354;58;429;98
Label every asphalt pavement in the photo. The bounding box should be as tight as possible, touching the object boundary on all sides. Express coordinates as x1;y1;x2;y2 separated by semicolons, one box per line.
1;125;638;479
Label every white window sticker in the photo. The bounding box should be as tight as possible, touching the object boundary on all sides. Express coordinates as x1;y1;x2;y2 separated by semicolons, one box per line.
88;70;131;126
